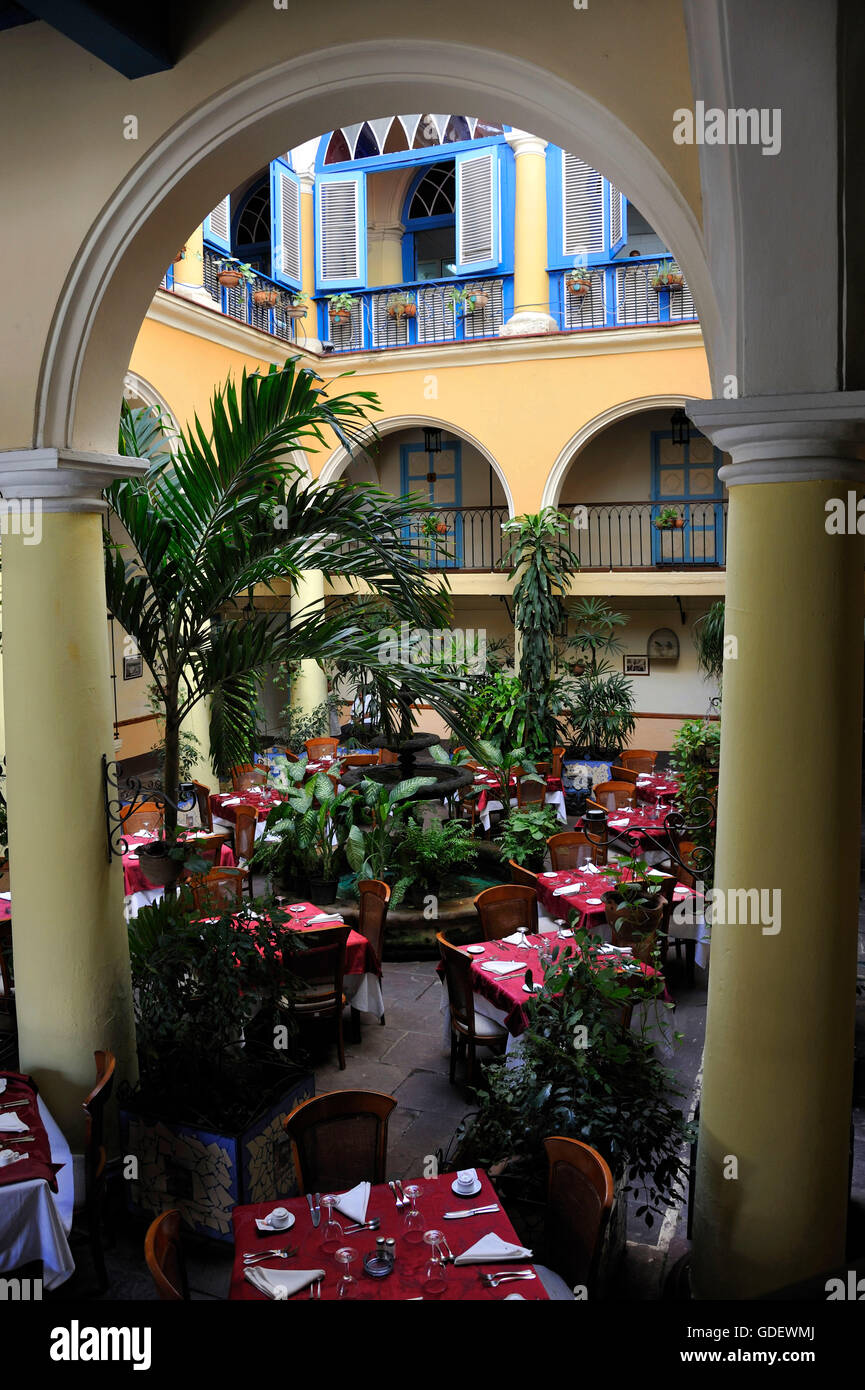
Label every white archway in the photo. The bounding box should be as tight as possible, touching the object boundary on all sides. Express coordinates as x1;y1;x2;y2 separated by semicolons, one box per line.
319;414;516;516
540;394;703;509
36;38;720;453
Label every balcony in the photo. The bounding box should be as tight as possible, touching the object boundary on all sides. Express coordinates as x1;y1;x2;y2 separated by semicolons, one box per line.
551;258;699;331
320;275;511;352
160;251;306;345
562;500;728;569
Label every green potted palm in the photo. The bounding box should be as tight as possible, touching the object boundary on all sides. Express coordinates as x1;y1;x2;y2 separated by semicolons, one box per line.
497;805;560;873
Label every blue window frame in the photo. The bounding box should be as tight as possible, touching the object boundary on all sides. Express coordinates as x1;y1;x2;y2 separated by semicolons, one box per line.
400;440;463;567
650;432;725;565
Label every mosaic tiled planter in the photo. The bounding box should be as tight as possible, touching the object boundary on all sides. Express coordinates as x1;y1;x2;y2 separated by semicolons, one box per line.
120;1069;314;1241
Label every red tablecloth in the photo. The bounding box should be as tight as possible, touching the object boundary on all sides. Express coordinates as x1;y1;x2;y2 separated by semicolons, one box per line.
0;898;10;922
123;834;235;896
580;805;671;847
536;868;619;927
465;933;661;1036
635;774;679;804
238;902;377;980
472;770;564;813
229;1170;548;1300
0;1072;63;1192
211;790;287;825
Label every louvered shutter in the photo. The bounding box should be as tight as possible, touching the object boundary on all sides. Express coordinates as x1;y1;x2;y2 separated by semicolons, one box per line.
455;148;500;273
203;195;231;254
315;172;366;290
269;159;302;290
562;153;604;257
609;185;626;254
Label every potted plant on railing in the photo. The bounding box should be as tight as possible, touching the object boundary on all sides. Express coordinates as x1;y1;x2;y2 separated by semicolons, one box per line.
251;285;280;308
602;854;667;960
327;292;357;325
133;826;213;890
386;291;417;320
420;513;449;538
281;291;309;321
653;505;685;531
650;260;684;292
564;268;593;298
497;804;561;874
446;286;489;316
214;256;257;289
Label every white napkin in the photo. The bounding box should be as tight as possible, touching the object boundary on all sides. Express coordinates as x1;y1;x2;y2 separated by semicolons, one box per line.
0;1148;26;1168
223;797;241;806
244;1266;325;1299
608;819;628;828
308;913;344;924
582;863;600;875
0;892;11;901
553;883;584;897
481;961;524;976
454;1232;532;1265
504;1293;527;1300
0;1113;29;1133
0;1078;6;1094
334;1181;370;1224
501;931;529;945
646;869;666;877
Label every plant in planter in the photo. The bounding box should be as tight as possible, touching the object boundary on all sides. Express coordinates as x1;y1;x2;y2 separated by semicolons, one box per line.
345;774;438;884
497;805;561;872
419;512;448;538
561;598;635;761
132;826;213;890
446;286;489;316
327;292;357;324
693;599;725;690
601;854;667;960
281;291;310;320
251;285;280;308
122;888;314;1239
465;739;542;823
393;817;480;908
268;770;358;903
650;260;684;291
653;505;684;531
214;257;257;289
564;268;593;298
669;716;720;886
451;928;694;1236
386;292;417;320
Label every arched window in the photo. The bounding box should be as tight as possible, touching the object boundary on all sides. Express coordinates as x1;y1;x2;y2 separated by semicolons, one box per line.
234;177;272;274
403;162;457;280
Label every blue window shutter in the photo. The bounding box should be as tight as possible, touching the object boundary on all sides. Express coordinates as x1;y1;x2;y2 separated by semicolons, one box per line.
562;152;604;259
608;184;626;255
455;147;500;273
203;195;231;254
315;172;367;290
269;159;302;290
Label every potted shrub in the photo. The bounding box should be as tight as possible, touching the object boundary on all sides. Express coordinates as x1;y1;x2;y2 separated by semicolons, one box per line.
121;889;314;1241
386;292;417;320
134;828;212;890
446;286;489;316
561;598;635;763
650;260;684;292
565;268;592;298
393;817;480;909
497;805;561;873
345;774;439;884
653;505;684;531
602;854;666;959
420;512;448;538
327;292;357;324
215;257;256;289
282;292;309;321
257;769;358;905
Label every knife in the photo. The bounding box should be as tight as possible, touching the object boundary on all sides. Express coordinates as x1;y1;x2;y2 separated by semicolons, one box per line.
312;1192;321;1228
442;1204;500;1219
306;1193;315;1225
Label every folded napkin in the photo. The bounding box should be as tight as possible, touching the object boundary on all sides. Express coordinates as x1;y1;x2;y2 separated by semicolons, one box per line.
582;863;599;875
244;1266;325;1300
454;1232;532;1265
223;797;241;807
308;913;344;924
0;892;11;901
0;1112;29;1133
0;1148;26;1168
481;961;524;976
334;1180;370;1224
553;883;584;897
646;869;666;877
608;818;629;828
501;931;529;945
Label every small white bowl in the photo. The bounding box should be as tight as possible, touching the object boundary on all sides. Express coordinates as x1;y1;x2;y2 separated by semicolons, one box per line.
466;944;485;955
451;1175;482;1198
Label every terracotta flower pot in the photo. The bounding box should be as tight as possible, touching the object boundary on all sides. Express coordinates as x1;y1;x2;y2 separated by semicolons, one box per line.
252;288;279;307
567;279;591;298
284;304;307;319
217;270;241;288
402;303;417;318
673;518;685;529
137;844;184;888
330;308;351;324
467;291;489;310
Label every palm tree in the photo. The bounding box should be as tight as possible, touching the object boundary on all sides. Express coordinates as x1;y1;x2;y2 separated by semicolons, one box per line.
108;360;464;833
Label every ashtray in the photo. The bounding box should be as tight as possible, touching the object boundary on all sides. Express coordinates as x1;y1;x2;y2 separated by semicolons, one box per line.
363;1253;394;1279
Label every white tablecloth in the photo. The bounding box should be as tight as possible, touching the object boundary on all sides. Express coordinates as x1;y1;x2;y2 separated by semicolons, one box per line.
344;971;384;1017
0;1095;75;1289
479;789;567;833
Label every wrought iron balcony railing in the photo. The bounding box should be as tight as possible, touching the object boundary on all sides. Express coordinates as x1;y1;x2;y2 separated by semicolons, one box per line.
551;258;699;331
320;275;510;352
562;500;727;568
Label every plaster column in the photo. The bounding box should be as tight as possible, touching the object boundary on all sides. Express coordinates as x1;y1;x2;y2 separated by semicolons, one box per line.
171;223;213;310
0;447;148;1144
688;394;865;1298
500;131;556;337
368;223;405;288
290;569;328;717
298;174;321;351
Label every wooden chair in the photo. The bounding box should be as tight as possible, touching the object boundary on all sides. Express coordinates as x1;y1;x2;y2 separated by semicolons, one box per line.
191;866;248;913
437;930;509;1085
144;1210;189;1300
81;1049;116;1291
509;860;539;889
285;924;350;1070
541;1136;614;1294
353;880;390;1028
516;775;546;808
474;883;538;941
619;749;657;774
121;800;163;837
191;781;214;832
458;786;483;833
233;805;257;884
590;781;636;813
547;830;606;871
550;746;565;781
230;763;267;793
284;1089;397;1194
610;765;638;785
340;752;380;768
305;737;339;760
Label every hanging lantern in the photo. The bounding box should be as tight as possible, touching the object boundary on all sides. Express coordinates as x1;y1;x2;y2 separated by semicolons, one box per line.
670;408;691;447
423;428;442;454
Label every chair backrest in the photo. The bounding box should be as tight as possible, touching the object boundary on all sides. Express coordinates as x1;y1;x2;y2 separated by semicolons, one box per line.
269;745;298;762
234;805;258;863
289;924;349;1011
191;866;247;913
231;763;267;793
437;930;478;1035
474;884;538;941
516;776;546;808
121;800;164;837
284;1088;397;1194
543;1136;614;1291
547;830;605;871
591;781;635;812
144;1209;188;1300
379;748;399;765
509;860;539;889
619;749;657;774
610;765;638;785
673;840;699;888
83;1049;116;1190
341;752;380;768
550;746;565;780
305;737;339;760
0;923;13;1009
191;781;213;832
357;879;390;967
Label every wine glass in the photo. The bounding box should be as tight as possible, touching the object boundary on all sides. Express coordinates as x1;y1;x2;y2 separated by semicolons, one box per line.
422;1231;448;1297
402;1184;425;1245
517;923;530;949
335;1245;358;1298
320;1195;343;1252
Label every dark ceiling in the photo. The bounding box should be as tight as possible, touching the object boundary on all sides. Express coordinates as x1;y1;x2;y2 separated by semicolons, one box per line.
0;0;174;76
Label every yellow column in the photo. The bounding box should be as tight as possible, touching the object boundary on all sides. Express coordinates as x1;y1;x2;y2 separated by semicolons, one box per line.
368;224;405;287
298;174;320;350
500;131;556;336
688;401;865;1298
290;570;328;716
0;449;147;1144
171;223;212;309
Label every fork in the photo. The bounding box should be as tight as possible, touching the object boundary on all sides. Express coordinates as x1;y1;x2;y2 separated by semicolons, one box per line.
440;1234;455;1264
387;1180;401;1208
394;1179;408;1207
480;1270;536;1288
243;1246;298;1264
308;1276;322;1299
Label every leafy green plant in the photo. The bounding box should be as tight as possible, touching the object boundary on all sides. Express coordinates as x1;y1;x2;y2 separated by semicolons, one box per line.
454;928;694;1227
567;597;628;674
669;717;720;886
393;818;480;907
215;256;257;285
652;505;682;530
497;805;560;872
650;260;683;290
327;292;357;314
467;738;541;823
345;774;438;883
563;667;636;760
276;698;336;752
693;600;725;689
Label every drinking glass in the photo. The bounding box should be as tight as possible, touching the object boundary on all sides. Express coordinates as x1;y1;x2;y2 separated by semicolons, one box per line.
422;1231;448;1297
402;1185;425;1245
335;1245;358;1298
320;1195;343;1252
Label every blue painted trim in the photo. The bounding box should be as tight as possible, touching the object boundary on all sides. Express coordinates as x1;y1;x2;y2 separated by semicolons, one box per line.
314;170;367;291
269;158;302;291
400;439;463;566
650;430;725;563
455;147;501;274
545;145;630;271
314;131;507;174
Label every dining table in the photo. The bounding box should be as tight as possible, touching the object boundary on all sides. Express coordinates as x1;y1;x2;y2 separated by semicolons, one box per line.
634;773;679;804
229;1169;548;1300
0;1071;75;1290
235;900;384;1017
123;831;236;918
211;788;288;837
468;768;567;832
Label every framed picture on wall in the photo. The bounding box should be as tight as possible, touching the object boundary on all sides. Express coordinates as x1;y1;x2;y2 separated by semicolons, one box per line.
623;654;650;676
123;655;143;680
